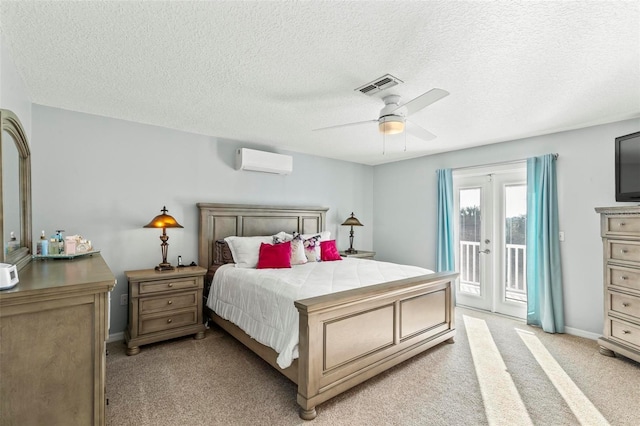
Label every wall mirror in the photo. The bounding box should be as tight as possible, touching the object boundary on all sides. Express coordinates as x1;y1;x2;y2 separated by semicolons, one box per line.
0;109;32;270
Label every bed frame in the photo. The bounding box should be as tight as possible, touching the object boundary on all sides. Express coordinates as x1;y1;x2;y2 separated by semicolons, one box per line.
198;203;457;420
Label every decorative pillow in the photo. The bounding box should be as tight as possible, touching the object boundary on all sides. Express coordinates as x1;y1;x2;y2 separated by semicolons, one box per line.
272;231;293;244
301;233;322;262
214;240;234;265
257;241;292;269
320;240;342;261
224;235;275;268
289;233;308;265
301;231;331;242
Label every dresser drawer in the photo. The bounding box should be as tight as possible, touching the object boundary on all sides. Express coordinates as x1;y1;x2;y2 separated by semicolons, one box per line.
609;292;640;319
139;291;198;315
604;216;640;236
138;276;200;295
607;265;640;293
608;241;640;264
610;319;640;349
139;307;198;335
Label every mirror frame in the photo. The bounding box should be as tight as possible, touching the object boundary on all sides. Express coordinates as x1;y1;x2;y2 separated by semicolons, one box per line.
0;109;32;270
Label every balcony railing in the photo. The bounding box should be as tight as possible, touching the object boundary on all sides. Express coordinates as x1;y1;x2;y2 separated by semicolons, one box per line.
459;240;526;302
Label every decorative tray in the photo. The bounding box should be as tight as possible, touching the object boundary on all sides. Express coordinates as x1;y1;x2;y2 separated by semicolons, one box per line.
33;250;100;260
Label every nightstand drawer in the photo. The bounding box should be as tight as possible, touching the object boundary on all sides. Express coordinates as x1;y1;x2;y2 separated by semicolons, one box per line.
609;241;640;264
139;307;198;335
610;292;640;319
139;291;198;315
138;277;199;295
607;265;640;293
610;319;640;349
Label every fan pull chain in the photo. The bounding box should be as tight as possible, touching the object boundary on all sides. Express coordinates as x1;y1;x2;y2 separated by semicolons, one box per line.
382;131;386;155
404;128;407;152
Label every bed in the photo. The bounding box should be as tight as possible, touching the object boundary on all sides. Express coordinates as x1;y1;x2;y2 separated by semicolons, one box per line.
198;203;457;420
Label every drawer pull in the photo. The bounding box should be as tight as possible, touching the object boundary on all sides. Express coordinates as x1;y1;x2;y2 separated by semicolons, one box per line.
167;318;173;324
621;276;628;280
168;283;174;288
619;222;626;226
621;249;628;254
622;330;630;334
622;302;630;307
168;300;173;305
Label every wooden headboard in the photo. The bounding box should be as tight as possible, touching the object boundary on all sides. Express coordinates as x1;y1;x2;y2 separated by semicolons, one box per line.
197;203;328;269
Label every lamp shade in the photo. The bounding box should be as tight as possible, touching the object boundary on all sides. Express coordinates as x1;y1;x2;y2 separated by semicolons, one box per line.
144;206;183;229
378;116;405;135
341;213;363;227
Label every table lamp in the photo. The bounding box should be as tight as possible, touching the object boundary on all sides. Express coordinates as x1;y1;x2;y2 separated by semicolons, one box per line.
144;206;183;271
341;212;363;254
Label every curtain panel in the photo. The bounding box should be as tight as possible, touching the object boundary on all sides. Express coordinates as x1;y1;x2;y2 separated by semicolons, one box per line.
436;169;455;272
526;154;564;333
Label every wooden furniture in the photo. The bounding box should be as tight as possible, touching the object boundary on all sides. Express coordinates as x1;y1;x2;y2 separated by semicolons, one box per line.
198;203;457;420
1;109;33;271
596;206;640;364
0;254;115;426
124;266;207;355
340;250;375;259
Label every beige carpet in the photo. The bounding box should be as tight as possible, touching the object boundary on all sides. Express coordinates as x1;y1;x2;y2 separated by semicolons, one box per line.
106;308;639;425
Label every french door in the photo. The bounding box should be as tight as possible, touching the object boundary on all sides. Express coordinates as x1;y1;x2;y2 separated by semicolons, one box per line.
453;165;527;318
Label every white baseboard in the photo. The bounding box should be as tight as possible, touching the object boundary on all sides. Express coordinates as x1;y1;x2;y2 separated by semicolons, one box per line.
108;331;124;343
564;326;599;341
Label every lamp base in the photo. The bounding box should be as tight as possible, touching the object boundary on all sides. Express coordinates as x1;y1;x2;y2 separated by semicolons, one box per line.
344;248;358;254
155;263;175;271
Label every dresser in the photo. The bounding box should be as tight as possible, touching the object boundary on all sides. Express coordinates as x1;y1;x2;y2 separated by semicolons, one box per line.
124;266;206;355
0;254;115;426
596;206;640;363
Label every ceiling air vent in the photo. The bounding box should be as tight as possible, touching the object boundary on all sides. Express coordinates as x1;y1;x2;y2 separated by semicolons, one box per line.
355;74;403;96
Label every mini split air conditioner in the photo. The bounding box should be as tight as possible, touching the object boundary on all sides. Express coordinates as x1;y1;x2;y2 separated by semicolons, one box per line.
236;148;293;175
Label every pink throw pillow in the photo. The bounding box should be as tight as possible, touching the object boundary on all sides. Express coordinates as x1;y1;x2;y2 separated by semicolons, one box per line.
257;241;292;269
320;240;342;262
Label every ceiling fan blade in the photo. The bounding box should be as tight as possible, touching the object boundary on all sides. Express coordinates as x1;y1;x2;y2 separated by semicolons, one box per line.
313;119;377;131
391;88;449;116
405;119;437;141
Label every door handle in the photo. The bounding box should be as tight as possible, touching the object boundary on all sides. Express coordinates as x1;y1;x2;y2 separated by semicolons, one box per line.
480;249;491;254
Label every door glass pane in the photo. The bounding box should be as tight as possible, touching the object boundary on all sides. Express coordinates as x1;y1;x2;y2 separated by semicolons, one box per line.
459;188;481;295
504;184;527;303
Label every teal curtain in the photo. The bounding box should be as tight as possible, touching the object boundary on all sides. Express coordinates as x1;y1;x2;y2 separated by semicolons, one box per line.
526;154;564;333
436;169;455;272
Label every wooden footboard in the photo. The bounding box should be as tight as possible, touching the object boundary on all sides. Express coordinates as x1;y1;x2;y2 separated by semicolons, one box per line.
294;271;457;420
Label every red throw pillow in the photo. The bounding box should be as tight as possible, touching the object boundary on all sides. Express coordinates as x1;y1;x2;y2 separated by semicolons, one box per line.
320;240;342;261
257;241;292;269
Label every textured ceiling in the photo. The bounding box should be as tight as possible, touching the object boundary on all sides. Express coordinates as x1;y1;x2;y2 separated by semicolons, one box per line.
1;1;639;165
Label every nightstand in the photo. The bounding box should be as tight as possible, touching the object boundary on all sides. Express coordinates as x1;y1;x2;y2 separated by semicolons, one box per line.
340;250;376;260
124;266;207;355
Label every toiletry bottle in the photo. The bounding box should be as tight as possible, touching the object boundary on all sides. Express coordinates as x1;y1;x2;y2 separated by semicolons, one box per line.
6;232;19;254
49;236;59;255
38;231;49;256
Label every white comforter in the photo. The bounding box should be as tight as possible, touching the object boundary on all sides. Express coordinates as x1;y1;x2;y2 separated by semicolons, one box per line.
206;257;433;369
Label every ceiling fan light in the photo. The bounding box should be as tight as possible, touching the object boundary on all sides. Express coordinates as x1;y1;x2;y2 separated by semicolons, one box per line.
378;117;405;135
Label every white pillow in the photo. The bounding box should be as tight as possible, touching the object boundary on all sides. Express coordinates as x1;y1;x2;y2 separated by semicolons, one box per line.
224;235;274;268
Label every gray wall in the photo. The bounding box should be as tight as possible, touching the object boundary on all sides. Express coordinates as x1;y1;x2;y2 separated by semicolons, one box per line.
372;118;640;337
31;105;374;335
1;38;31;136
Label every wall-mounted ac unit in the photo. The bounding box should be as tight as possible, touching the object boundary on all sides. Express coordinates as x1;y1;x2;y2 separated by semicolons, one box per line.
236;148;293;175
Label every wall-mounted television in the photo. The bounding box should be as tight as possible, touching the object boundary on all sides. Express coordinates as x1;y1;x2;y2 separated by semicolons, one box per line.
615;130;640;202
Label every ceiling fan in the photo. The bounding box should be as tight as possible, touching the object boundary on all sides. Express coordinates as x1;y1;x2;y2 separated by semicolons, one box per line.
314;88;449;141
